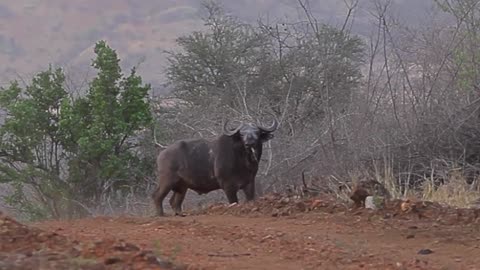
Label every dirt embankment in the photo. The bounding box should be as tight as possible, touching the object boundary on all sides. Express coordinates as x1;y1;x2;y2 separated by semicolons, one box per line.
2;194;480;270
0;211;188;270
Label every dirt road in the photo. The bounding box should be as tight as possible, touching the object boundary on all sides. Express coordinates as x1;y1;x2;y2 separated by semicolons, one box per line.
27;196;480;270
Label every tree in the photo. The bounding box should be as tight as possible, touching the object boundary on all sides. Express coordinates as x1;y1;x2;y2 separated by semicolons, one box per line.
166;0;364;127
166;0;267;110
0;40;153;220
60;40;153;202
0;66;69;219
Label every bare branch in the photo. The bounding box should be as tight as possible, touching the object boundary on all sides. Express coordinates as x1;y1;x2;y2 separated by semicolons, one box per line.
341;0;359;33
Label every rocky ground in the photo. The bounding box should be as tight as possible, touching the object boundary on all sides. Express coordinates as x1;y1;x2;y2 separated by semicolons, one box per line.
0;211;189;269
2;193;480;269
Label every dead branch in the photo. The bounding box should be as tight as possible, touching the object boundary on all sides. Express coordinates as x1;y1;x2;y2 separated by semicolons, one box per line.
262;140;273;176
301;170;308;189
208;253;251;257
66;198;95;216
233;77;251;117
152;126;167;149
341;0;359;33
279;76;294;128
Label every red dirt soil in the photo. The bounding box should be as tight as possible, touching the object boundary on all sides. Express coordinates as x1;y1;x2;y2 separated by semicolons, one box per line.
3;194;480;270
0;211;190;270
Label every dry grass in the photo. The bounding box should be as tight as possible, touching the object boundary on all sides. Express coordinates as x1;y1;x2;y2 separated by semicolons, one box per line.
379;170;478;208
346;160;480;209
421;170;480;208
3;162;479;221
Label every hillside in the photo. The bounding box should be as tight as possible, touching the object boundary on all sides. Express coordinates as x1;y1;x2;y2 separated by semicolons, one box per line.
0;0;435;93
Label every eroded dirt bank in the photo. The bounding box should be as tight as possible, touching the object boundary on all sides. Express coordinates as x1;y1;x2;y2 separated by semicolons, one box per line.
3;194;480;270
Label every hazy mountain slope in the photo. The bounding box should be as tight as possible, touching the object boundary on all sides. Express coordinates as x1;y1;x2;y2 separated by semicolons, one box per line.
0;0;204;90
0;0;436;92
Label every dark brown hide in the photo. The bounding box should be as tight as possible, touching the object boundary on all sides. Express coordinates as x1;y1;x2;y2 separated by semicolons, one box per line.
152;120;277;216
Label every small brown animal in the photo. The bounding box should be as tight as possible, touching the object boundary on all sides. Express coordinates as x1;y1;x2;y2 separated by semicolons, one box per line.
349;179;390;208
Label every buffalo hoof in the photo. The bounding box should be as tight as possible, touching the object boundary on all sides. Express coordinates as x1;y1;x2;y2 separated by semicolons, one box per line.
175;213;187;217
228;202;238;208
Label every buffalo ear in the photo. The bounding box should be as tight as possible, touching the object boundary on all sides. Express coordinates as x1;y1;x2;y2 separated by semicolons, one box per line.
260;132;274;143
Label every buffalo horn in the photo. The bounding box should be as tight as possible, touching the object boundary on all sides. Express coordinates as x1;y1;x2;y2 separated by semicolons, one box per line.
223;119;243;136
259;118;279;133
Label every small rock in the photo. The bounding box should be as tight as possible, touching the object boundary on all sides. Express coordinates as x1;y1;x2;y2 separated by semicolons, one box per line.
36;232;49;242
144;252;163;265
417;249;433;255
401;200;413;212
93;240;104;245
295;201;307;212
104;257;123;265
365;196;377;210
260;235;273;242
158;260;175;268
113;241;140;252
280;198;290;204
70;245;82;257
310;200;323;209
406;234;415;239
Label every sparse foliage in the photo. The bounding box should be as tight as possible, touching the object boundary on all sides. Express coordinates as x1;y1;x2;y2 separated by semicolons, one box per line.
163;0;366;194
0;41;153;220
158;0;480;205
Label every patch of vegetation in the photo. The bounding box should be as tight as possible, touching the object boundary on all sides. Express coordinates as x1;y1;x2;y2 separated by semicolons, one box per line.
0;40;153;220
421;170;479;208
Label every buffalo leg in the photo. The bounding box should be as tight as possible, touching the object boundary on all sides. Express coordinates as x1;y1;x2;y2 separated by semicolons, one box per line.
223;184;239;204
171;186;188;216
168;193;176;211
152;184;172;216
242;182;255;201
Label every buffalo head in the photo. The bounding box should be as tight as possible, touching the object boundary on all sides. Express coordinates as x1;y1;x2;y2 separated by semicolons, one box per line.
223;118;278;161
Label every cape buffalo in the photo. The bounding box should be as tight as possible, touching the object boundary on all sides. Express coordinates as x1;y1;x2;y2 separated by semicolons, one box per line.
152;119;278;216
